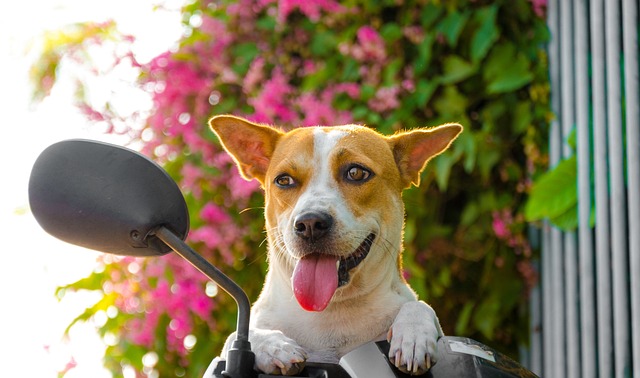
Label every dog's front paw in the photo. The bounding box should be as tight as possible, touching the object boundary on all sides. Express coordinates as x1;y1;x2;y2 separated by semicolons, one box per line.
251;329;308;375
387;301;442;375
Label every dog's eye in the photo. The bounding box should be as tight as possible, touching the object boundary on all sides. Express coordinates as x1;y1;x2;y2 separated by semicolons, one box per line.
275;174;296;188
345;165;372;182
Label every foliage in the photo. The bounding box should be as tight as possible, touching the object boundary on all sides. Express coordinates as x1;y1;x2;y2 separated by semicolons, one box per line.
32;0;550;376
524;128;578;230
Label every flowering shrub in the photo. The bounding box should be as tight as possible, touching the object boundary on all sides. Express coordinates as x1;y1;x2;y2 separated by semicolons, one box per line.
33;0;550;376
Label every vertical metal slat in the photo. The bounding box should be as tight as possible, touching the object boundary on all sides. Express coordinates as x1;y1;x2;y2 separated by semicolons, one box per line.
622;0;640;375
574;0;596;375
560;1;580;377
529;261;542;375
541;222;553;377
605;0;631;376
590;0;614;376
545;0;563;376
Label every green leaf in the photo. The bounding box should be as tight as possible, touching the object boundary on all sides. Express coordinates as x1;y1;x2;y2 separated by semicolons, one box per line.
380;23;403;43
63;292;117;334
311;30;337;57
359;85;376;101
513;101;532;134
470;5;500;63
525;156;577;221
414;32;436;75
404;218;416;244
421;3;444;28
473;269;523;339
477;146;501;182
549;204;578;231
341;58;360;82
414;79;439;107
256;16;276;31
434;152;456;191
56;271;105;297
454;131;477;173
231;42;260;75
433;85;468;117
455;302;474;335
383;58;403;86
483;42;533;94
566;126;577;150
439;55;477;84
461;202;479;226
437;10;470;47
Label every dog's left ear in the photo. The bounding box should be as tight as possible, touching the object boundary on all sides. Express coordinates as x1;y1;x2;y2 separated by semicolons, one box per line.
209;115;284;184
388;123;463;188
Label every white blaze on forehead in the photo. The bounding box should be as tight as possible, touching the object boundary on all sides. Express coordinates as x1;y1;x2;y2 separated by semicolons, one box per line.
313;128;347;186
289;128;356;225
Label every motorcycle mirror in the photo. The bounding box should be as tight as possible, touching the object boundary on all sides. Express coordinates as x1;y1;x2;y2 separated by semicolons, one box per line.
30;139;254;377
28;139;189;256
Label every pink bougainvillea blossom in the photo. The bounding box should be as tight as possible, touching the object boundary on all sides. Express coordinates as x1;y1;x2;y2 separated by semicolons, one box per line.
353;26;386;62
368;86;401;113
243;57;266;94
492;210;511;239
201;202;232;224
529;0;547;17
249;68;296;123
228;171;261;201
259;0;346;22
492;209;532;257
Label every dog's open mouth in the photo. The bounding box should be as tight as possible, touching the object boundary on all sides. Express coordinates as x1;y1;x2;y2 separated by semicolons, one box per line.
291;233;377;312
338;233;376;287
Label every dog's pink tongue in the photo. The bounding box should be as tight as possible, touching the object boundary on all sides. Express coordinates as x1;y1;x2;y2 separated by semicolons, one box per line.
292;254;338;312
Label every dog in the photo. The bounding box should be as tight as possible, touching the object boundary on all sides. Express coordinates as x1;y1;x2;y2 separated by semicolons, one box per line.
209;115;462;376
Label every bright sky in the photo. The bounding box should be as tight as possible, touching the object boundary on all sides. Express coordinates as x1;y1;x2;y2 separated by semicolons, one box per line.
0;0;183;376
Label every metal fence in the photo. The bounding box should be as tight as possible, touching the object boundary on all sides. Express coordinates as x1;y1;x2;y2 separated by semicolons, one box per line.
528;0;639;377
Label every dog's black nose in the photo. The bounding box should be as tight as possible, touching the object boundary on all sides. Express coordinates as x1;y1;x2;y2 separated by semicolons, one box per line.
294;212;333;241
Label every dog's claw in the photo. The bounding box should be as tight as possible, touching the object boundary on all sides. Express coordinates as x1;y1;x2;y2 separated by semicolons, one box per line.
251;329;308;375
395;350;402;369
387;301;441;375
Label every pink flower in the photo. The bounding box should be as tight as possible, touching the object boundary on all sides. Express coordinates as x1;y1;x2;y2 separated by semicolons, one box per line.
181;163;204;198
296;93;337;126
368;86;400;112
59;357;77;375
353;26;386;61
261;0;346;22
330;83;360;99
228;172;261;200
296;90;354;126
249;68;296;123
243;57;265;93
190;226;222;249
529;0;546;17
492;211;510;239
201;203;231;224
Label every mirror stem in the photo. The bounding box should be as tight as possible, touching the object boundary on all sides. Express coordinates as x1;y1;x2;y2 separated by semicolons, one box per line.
154;226;251;342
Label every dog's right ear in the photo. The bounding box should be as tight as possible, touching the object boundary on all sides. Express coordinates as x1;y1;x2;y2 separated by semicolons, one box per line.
209;115;284;184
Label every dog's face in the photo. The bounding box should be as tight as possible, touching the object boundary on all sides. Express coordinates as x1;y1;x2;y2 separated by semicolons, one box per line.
210;115;461;313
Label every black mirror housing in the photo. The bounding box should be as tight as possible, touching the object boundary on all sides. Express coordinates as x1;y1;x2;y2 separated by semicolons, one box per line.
29;139;189;256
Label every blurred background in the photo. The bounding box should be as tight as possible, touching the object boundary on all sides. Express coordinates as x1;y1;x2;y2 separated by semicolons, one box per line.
3;0;638;377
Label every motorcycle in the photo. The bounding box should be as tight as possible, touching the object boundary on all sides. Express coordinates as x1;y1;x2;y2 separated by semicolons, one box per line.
29;139;538;378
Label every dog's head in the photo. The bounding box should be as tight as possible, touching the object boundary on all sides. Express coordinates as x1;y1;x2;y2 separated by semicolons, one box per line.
210;115;461;312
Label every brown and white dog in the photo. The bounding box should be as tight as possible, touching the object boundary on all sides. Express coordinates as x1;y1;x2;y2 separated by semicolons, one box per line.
209;115;462;376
